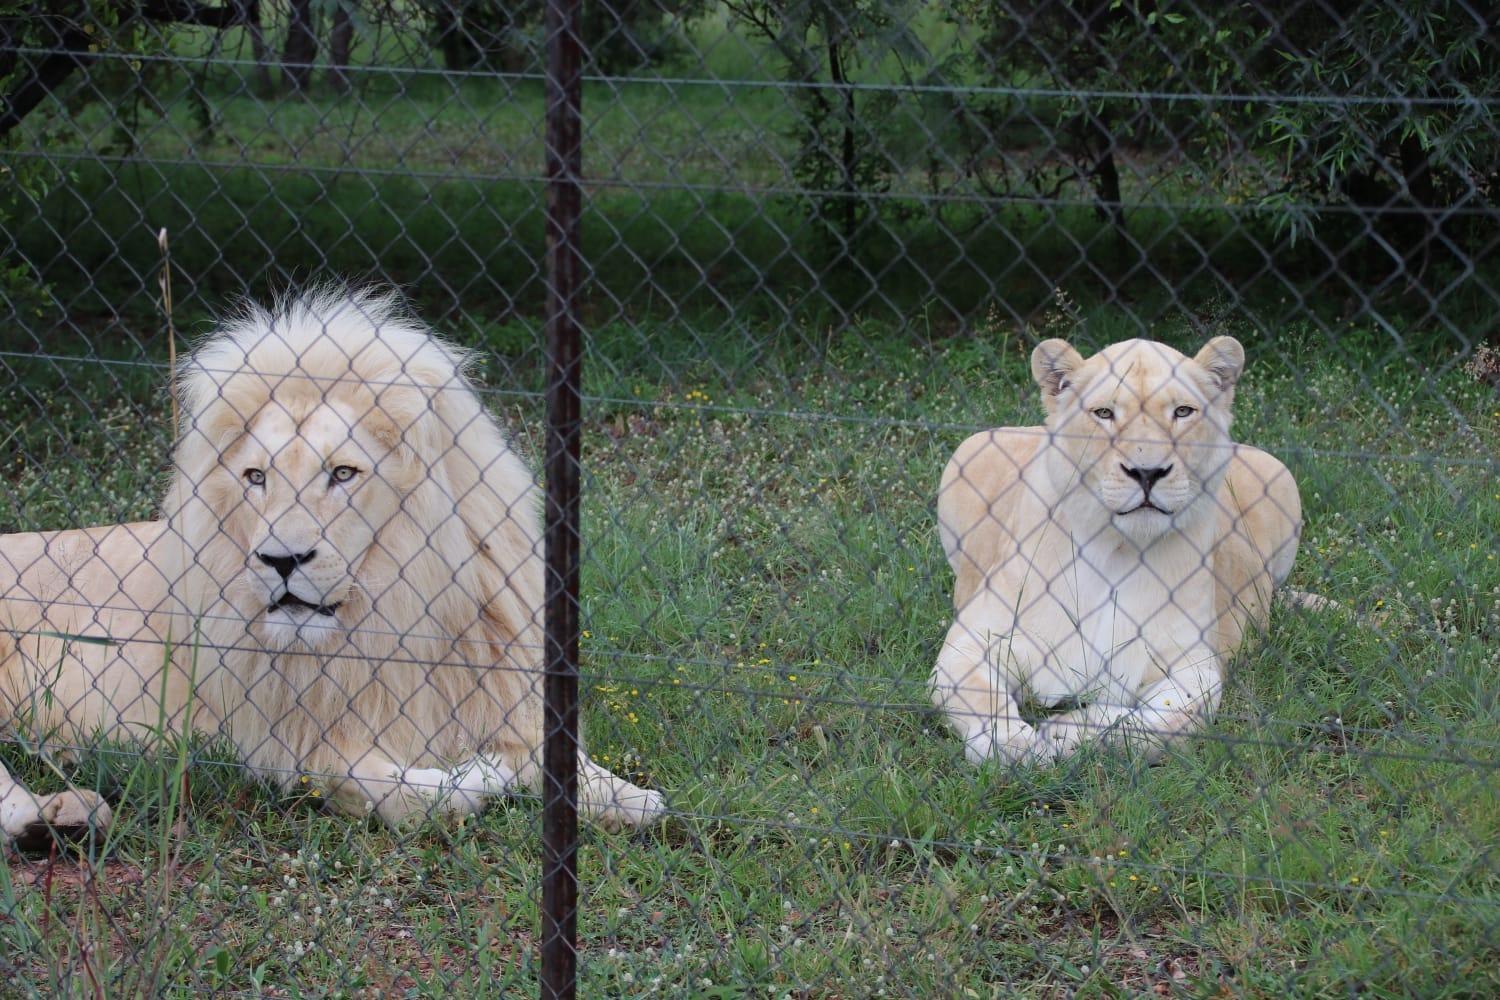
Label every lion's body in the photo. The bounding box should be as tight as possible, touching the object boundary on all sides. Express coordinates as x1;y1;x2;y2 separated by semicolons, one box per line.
931;337;1302;765
0;289;662;841
0;523;183;740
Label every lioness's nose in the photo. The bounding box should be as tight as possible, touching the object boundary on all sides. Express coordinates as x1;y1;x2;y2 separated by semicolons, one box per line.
1121;464;1172;494
257;549;317;579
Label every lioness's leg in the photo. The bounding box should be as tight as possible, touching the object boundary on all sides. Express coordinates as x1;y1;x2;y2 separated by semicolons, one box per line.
1035;652;1223;763
0;760;111;845
1125;655;1225;761
932;618;1041;765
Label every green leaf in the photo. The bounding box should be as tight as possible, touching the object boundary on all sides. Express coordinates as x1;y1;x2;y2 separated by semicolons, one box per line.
33;629;120;646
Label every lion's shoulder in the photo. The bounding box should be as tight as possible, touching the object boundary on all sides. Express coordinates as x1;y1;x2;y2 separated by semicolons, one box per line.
939;425;1044;528
945;426;1044;478
938;426;1048;605
1216;442;1303;589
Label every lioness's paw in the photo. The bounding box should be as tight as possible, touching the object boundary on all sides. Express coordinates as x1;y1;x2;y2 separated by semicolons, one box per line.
1032;719;1087;761
397;766;489;823
964;726;1047;767
358;767;458;829
963;729;999;765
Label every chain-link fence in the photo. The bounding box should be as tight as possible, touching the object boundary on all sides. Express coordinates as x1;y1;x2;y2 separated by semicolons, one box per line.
2;1;1497;996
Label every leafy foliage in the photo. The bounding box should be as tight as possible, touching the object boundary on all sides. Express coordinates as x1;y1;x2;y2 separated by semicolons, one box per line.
419;0;709;74
1258;1;1499;261
933;0;1498;267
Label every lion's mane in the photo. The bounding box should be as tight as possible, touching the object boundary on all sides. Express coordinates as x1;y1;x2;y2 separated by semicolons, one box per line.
161;287;545;784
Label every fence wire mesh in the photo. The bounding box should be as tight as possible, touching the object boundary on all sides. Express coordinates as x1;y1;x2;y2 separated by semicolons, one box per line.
2;1;1498;996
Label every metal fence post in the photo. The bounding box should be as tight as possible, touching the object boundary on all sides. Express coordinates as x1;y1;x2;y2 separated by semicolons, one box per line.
541;0;583;996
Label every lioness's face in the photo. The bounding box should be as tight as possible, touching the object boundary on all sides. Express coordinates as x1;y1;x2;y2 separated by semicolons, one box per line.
216;400;410;649
1031;337;1244;542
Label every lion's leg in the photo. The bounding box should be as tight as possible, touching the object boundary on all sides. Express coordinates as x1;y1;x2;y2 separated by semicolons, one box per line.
1124;654;1225;761
0;760;111;846
331;751;660;831
401;753;522;818
576;753;665;828
931;618;1041;765
486;741;665;829
1035;651;1223;763
321;750;519;827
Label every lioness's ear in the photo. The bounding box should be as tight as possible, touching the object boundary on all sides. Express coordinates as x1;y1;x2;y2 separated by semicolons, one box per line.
1194;336;1245;391
1031;339;1084;397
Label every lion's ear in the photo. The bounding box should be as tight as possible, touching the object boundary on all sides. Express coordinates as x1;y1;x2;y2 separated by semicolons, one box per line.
1031;339;1084;397
1194;336;1245;391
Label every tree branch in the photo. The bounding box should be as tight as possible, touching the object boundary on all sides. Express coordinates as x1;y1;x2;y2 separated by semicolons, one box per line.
0;2;248;138
0;27;94;139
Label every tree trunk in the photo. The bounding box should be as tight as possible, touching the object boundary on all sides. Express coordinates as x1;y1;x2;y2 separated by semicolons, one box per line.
1398;132;1437;283
283;0;318;93
1;4;250;136
0;26;94;138
242;0;275;94
827;38;857;242
329;3;354;93
431;3;468;71
1093;150;1122;226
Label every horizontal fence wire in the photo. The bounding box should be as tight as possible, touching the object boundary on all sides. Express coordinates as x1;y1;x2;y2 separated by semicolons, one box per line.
12;45;1500;107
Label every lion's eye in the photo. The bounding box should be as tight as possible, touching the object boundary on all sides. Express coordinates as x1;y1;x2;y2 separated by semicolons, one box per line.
1091;407;1115;421
330;465;360;485
1173;405;1197;419
243;469;265;487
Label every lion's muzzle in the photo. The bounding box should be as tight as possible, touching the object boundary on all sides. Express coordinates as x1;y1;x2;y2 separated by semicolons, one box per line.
268;591;343;617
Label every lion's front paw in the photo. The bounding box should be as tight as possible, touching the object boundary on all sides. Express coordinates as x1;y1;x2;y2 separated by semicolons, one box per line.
963;729;999;765
11;789;112;850
41;789;112;832
380;766;490;827
367;788;433;829
591;785;667;830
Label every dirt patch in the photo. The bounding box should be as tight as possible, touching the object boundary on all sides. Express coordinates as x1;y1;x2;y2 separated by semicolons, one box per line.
7;857;145;893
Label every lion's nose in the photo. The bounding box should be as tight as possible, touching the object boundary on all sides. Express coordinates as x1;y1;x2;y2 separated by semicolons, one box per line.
1120;464;1172;494
256;549;317;580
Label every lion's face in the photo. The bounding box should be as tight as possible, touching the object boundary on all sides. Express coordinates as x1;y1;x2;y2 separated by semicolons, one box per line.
212;397;413;650
1030;336;1244;544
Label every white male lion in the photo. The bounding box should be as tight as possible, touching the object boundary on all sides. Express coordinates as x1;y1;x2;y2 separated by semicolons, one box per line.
0;288;663;844
932;336;1302;765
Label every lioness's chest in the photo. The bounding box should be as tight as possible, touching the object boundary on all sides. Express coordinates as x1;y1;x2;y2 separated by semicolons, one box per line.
1008;541;1215;706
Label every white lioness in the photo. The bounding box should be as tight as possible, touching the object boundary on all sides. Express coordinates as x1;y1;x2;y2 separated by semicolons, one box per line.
0;288;663;844
932;336;1302;765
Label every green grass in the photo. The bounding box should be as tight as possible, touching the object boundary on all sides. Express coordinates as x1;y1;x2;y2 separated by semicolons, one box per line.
2;308;1496;997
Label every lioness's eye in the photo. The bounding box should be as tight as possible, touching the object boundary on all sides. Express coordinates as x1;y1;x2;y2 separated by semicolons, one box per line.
330;465;360;485
244;469;265;486
1091;407;1114;421
1173;405;1197;419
